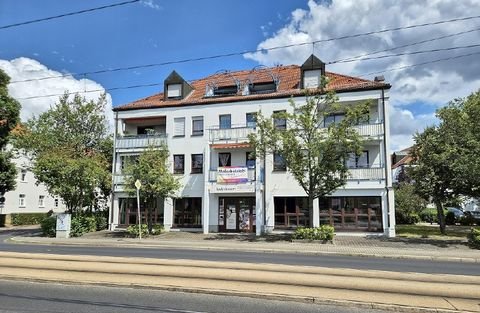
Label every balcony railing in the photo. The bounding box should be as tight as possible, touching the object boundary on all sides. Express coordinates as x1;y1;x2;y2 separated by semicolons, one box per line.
113;174;125;185
116;134;168;149
209;126;255;142
347;167;385;180
352;123;384;137
209;168;256;182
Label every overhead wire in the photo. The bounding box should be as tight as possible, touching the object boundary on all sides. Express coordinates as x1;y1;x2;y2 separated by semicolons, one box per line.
9;14;480;84
0;0;140;30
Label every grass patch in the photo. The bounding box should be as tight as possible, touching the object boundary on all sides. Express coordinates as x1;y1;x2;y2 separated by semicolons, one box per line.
396;224;471;238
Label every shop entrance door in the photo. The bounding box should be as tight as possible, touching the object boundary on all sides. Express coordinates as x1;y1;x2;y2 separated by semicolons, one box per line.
219;197;255;233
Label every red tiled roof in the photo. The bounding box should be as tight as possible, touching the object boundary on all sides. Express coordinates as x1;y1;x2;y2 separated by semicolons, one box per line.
211;143;250;149
114;65;390;111
392;155;413;169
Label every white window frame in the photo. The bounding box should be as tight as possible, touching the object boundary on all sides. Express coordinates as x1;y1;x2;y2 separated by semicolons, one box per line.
38;195;45;208
19;194;26;208
21;169;27;182
173;117;186;137
192;116;204;136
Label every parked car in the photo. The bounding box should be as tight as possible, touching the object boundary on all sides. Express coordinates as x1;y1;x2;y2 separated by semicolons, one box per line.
445;207;465;224
464;210;480;225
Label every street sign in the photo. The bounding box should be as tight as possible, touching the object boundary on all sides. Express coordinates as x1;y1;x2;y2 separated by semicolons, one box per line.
135;179;142;189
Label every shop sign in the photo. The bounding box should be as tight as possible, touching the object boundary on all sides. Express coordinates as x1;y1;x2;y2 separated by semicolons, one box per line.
217;166;248;183
212;183;255;193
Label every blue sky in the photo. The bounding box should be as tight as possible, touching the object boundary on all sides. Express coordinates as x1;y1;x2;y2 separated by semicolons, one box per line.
0;0;307;105
1;0;480;151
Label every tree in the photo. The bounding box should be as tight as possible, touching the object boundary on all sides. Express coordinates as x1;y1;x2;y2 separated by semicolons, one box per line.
123;145;181;233
0;69;21;195
409;89;480;234
249;85;369;228
14;93;112;213
394;183;427;224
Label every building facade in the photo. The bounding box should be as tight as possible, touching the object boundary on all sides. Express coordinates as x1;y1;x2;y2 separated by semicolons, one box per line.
0;150;66;224
110;55;395;236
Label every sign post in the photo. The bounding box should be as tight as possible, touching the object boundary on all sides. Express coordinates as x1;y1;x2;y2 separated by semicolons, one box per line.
134;179;142;240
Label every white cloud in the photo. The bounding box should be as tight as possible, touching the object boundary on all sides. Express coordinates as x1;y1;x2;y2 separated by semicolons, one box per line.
0;57;113;129
141;0;162;10
245;0;480;151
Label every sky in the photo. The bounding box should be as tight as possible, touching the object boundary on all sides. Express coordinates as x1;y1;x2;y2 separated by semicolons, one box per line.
1;0;480;151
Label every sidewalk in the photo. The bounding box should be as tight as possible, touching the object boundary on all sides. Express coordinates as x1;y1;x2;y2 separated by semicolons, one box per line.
7;229;480;263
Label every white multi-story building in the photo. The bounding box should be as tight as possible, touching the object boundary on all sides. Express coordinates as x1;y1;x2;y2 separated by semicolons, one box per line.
0;150;66;224
110;55;395;236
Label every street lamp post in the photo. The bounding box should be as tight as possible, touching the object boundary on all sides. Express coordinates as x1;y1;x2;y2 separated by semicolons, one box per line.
135;179;142;240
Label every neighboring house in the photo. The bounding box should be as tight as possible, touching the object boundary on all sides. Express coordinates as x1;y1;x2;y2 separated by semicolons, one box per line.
391;147;413;183
0;149;66;225
110;54;395;236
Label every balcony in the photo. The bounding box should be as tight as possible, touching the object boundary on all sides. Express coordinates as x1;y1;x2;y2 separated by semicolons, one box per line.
209;126;255;143
209;168;256;182
116;134;168;150
347;167;385;180
352;122;384;138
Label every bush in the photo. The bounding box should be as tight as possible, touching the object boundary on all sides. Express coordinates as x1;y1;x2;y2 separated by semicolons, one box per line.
445;211;456;225
40;216;56;237
292;225;334;241
394;184;427;225
467;228;480;249
70;215;96;237
126;224;164;237
11;213;48;225
419;208;439;224
126;224;149;238
93;211;108;231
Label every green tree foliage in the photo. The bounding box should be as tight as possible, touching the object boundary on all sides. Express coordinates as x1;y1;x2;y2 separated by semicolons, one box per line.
123;145;180;233
249;84;368;227
14;93;112;213
0;69;21;195
394;183;426;224
410;89;480;234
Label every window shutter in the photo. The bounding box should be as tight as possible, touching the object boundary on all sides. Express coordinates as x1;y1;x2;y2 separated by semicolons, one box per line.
167;84;182;98
174;117;185;136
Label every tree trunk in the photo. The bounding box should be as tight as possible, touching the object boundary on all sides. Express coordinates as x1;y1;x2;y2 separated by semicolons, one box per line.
308;194;314;228
435;200;446;235
147;201;153;234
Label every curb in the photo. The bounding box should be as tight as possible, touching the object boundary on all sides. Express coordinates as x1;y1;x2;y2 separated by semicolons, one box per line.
0;275;475;313
7;237;480;264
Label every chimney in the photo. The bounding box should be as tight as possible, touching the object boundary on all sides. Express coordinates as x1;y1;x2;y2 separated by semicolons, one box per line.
374;75;385;82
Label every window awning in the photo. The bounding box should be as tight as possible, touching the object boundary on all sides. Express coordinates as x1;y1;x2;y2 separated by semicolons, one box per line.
211;143;251;149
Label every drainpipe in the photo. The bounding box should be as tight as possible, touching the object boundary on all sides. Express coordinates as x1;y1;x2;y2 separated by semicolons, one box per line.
381;88;391;230
109;111;119;229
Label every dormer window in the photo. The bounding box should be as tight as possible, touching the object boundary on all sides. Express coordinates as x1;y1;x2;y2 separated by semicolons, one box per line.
163;70;193;101
303;70;321;89
301;54;326;90
249;82;277;94
214;85;238;96
167;83;182;98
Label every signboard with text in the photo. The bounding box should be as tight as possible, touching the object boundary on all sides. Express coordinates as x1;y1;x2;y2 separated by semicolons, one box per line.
217;166;248;184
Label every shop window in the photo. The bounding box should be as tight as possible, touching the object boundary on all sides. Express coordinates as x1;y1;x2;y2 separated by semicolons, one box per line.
274;197;309;228
174;197;202;227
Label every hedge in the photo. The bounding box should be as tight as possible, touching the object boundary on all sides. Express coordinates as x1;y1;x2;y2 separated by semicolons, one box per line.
292;225;335;241
467;228;480;249
11;213;48;225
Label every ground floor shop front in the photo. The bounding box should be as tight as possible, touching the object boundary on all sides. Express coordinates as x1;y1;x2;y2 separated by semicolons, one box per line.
111;191;394;236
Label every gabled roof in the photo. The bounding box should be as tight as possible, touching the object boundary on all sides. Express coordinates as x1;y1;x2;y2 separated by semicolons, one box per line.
114;63;390;112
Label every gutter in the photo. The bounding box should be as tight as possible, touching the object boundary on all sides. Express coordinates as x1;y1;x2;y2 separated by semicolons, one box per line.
381;88;391;228
109;112;119;228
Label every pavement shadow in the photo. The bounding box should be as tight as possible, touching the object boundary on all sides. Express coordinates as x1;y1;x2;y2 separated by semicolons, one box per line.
0;227;41;238
204;233;291;242
370;236;468;249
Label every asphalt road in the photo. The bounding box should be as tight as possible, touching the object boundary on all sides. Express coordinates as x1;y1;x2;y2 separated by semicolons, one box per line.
1;228;479;276
0;279;389;313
